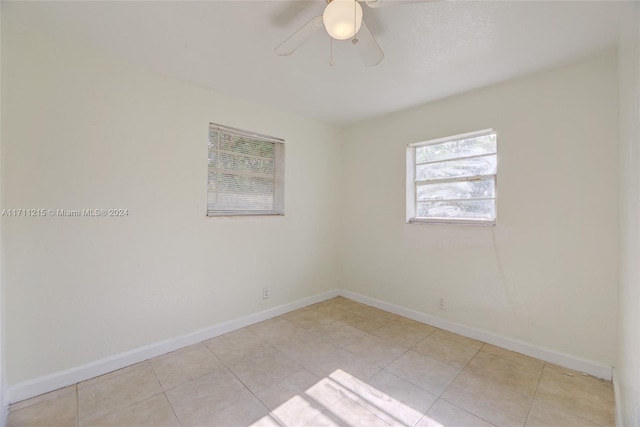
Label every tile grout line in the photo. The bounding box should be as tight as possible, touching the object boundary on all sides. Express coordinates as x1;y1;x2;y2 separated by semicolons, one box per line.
437;396;499;427
80;362;166;425
75;383;79;427
162;391;184;427
209;328;298;417
428;341;500;427
222;360;277;425
76;363;141;391
271;307;425;426
450;342;548;398
296;310;402;426
431;341;547;427
409;332;443;425
332;314;439;427
146;358;184;426
249;307;397;426
327;396;395;427
530;364;613;426
326;333;385;381
328;311;425;373
246;368;309;426
522;362;546;426
438;342;482;398
246;366;333;427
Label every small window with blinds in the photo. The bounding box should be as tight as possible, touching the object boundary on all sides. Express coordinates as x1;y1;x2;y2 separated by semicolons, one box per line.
207;123;284;216
406;129;497;225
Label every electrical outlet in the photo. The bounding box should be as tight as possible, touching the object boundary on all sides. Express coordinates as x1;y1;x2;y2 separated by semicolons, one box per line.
439;298;446;310
263;288;270;300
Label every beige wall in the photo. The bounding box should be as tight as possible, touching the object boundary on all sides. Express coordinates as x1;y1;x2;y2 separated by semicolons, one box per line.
2;16;341;386
339;54;619;366
617;2;640;425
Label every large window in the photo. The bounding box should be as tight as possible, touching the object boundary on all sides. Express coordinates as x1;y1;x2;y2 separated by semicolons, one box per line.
406;129;497;225
207;123;284;216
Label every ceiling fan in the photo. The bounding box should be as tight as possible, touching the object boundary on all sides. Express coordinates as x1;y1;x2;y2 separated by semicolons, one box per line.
274;0;432;67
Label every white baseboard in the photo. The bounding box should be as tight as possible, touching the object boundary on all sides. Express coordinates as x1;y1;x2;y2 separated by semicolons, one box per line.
339;289;613;380
7;289;339;404
8;287;614;405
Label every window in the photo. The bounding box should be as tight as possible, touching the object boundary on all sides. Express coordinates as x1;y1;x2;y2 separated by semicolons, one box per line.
207;123;284;216
406;129;497;225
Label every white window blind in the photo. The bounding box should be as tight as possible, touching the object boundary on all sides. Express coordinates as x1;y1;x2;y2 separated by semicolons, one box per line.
406;129;497;225
207;123;284;216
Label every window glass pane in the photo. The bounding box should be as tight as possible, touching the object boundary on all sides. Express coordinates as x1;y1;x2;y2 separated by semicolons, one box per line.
210;152;275;175
416;133;496;163
215;193;274;211
416;155;496;181
417;200;495;220
208;172;218;192
417;179;495;201
216;173;275;195
217;133;275;159
208;125;285;215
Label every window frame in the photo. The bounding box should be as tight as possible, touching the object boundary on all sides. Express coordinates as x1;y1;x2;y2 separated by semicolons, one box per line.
406;129;497;226
207;123;285;217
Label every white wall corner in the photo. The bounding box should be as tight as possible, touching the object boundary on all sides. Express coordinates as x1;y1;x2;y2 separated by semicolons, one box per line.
0;0;6;424
613;368;623;427
7;289;339;404
339;289;614;380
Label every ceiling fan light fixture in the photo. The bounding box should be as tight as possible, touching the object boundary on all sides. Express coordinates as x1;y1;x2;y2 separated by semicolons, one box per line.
323;0;363;40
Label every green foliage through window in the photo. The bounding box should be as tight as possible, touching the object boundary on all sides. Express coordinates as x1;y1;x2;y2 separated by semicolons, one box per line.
207;124;284;216
408;130;497;224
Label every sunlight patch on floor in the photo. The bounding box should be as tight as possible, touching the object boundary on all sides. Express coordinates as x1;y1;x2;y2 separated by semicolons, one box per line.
252;369;443;426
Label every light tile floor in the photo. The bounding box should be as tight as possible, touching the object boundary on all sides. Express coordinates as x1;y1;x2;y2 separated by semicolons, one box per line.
7;297;615;427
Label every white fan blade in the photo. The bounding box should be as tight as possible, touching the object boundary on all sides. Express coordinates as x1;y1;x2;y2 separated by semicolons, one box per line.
274;16;324;56
364;0;440;8
354;21;384;66
270;1;319;28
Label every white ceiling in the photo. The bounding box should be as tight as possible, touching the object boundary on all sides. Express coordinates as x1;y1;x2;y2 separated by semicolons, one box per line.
5;1;631;126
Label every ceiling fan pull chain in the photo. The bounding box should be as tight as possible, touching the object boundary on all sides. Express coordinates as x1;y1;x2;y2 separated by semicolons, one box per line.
353;0;359;43
329;37;335;66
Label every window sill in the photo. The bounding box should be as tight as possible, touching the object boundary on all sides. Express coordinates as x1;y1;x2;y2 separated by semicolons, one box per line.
408;218;495;226
207;212;284;217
